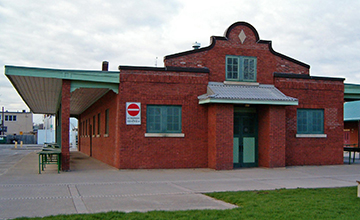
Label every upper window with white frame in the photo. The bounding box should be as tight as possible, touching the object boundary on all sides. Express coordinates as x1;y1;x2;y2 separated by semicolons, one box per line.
297;109;324;134
147;105;182;133
226;55;257;82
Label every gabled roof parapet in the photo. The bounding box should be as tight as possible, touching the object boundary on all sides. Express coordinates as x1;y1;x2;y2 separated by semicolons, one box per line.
165;21;310;69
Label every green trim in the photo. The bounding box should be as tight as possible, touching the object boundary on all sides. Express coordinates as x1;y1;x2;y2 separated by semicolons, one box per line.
199;98;298;106
344;94;360;99
297;109;324;134
146;105;182;133
344;83;360;100
70;81;119;93
233;137;239;163
233;112;258;168
5;65;119;84
226;55;257;82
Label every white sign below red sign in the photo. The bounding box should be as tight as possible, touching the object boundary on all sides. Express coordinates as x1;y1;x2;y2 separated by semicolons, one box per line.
126;102;141;125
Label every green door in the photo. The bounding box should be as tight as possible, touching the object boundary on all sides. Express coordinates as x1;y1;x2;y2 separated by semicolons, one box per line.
233;111;258;168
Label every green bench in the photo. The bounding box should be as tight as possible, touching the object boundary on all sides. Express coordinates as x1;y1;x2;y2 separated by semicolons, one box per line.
344;144;360;164
37;143;61;174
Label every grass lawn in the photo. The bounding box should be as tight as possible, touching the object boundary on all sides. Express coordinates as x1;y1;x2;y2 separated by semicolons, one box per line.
16;187;360;220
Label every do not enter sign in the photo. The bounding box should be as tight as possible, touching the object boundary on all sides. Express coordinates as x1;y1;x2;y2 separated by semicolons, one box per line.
126;102;141;125
127;103;140;116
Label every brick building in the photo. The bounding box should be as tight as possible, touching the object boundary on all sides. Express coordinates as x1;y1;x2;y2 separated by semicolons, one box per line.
5;22;346;170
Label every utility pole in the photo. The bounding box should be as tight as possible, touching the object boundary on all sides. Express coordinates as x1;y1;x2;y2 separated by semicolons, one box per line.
1;107;4;135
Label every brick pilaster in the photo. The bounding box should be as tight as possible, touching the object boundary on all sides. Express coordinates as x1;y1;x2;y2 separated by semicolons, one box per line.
61;80;71;171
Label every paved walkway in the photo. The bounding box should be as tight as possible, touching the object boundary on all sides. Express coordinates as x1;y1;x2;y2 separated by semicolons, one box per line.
0;146;359;219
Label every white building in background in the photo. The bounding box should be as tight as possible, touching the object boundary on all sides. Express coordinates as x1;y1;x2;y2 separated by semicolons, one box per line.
0;110;33;135
37;115;78;148
70;118;78;149
37;115;55;144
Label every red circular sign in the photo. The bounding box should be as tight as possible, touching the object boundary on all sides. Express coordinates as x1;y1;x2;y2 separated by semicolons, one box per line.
127;103;140;116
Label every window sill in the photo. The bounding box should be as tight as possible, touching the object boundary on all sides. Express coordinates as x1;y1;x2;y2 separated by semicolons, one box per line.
145;133;185;138
96;134;101;138
296;134;327;138
104;134;109;138
224;81;259;86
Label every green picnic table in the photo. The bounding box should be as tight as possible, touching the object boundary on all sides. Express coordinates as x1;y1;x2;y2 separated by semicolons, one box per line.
344;144;360;164
37;146;61;174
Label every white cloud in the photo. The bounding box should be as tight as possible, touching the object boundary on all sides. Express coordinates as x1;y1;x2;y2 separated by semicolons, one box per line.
1;0;360;114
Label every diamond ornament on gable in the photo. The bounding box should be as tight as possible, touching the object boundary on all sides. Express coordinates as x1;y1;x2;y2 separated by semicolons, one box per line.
238;29;246;44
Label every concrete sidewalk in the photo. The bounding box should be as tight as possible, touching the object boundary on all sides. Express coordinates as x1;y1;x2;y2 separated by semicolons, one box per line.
0;148;359;219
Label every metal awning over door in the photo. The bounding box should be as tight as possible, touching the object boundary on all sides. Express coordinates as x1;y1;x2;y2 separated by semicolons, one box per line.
198;82;298;106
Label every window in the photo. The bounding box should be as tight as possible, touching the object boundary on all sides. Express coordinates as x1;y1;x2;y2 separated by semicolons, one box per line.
13;115;16;121
93;115;96;135
147;105;182;133
297;109;324;134
226;55;257;82
105;109;109;135
5;115;8;121
97;113;101;135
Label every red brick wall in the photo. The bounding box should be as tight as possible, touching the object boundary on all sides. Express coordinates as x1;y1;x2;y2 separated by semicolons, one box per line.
165;23;309;84
117;69;209;169
207;104;233;170
258;105;286;168
275;77;344;165
77;22;344;169
79;91;118;167
61;80;71;171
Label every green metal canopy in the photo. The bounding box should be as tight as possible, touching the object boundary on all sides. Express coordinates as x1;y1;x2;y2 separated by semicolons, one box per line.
344;100;360;121
344;83;360;102
5;66;119;116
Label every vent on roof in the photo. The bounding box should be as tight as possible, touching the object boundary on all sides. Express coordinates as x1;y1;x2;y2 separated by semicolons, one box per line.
192;42;201;49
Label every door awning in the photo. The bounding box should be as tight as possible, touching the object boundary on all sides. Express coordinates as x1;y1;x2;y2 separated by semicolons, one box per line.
198;82;298;105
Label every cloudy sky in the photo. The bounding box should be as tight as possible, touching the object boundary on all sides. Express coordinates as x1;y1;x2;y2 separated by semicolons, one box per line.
1;0;360;123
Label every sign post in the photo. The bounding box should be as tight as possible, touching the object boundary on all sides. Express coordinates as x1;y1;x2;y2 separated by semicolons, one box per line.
126;102;141;125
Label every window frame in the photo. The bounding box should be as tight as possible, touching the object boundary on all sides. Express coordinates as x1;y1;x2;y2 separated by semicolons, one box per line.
297;109;324;134
92;115;96;135
105;109;109;136
146;105;182;134
226;55;257;82
97;113;101;135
